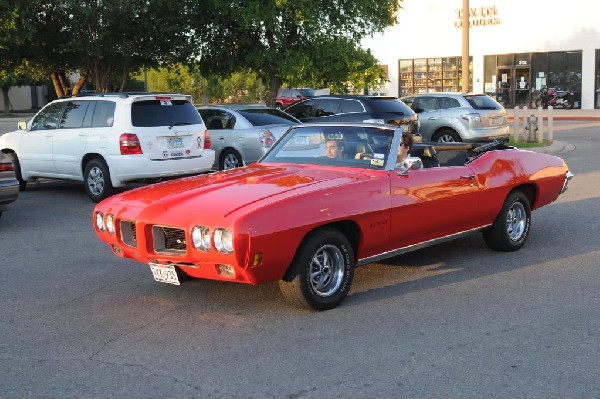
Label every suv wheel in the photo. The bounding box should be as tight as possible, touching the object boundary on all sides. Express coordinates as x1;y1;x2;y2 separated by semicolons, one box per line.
434;129;461;143
84;158;114;202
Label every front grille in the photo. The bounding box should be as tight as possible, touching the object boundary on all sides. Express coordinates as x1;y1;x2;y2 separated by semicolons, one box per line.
152;225;187;254
120;220;137;248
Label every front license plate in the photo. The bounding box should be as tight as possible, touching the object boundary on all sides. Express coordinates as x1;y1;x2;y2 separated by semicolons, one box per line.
167;137;184;149
149;263;180;285
490;116;503;125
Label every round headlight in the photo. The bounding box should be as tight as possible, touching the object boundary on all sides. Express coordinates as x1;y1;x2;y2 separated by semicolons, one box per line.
95;212;105;231
192;226;211;251
214;228;233;254
106;214;115;235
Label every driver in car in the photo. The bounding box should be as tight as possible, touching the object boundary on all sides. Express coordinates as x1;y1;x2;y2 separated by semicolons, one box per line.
325;138;345;159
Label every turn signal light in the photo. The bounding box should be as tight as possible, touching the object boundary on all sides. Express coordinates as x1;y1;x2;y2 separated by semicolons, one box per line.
216;264;236;278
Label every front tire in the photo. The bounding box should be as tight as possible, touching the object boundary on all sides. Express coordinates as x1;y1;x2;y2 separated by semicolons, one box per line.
279;229;355;311
84;158;114;202
434;128;461;143
483;190;531;251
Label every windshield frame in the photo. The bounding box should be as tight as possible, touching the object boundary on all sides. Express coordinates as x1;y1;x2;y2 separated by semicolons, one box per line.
258;123;402;171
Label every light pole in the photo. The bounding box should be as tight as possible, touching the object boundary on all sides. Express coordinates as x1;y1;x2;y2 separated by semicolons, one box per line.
461;0;470;93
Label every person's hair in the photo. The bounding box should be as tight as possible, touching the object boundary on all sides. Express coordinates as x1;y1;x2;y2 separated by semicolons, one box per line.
402;132;413;151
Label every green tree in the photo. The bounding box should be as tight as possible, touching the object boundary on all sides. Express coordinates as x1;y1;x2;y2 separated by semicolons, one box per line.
19;0;192;97
189;0;400;106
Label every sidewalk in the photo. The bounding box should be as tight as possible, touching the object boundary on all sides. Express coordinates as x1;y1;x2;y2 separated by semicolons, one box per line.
506;107;600;121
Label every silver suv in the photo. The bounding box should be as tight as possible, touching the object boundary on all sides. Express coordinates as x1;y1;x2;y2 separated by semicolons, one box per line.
401;93;510;143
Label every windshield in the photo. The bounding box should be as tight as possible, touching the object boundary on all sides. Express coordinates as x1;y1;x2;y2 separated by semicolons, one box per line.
464;95;502;110
260;125;395;170
239;108;300;126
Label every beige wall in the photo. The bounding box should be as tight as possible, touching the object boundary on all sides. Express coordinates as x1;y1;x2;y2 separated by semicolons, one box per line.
0;86;48;111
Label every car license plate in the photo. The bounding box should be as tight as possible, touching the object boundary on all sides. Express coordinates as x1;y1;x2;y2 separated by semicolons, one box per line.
167;137;184;149
149;263;180;285
490;116;503;125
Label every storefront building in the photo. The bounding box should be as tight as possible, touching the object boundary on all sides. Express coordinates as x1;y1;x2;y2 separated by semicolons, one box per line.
364;0;600;109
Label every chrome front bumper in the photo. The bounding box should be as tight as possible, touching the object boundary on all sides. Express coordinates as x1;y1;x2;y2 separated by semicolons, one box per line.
560;171;574;194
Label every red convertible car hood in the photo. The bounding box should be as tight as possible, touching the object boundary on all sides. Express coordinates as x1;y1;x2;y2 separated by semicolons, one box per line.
113;163;366;216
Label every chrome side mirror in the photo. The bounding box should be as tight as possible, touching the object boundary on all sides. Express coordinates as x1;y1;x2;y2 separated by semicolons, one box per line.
18;121;27;131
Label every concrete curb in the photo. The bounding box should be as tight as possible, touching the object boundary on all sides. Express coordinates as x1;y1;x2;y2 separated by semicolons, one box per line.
519;140;576;155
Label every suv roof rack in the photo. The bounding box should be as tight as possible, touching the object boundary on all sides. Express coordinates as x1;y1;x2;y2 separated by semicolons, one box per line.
60;91;186;99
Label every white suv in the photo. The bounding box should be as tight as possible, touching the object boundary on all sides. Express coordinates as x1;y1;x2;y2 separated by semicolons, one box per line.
0;93;215;202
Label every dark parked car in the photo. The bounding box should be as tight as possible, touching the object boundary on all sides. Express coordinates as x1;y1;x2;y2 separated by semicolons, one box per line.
283;95;419;136
0;151;20;219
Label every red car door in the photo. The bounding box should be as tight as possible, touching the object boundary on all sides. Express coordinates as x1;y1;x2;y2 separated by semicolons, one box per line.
388;165;481;249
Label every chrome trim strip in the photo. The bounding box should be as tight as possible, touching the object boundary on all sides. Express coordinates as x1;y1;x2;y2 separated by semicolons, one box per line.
560;171;573;194
356;225;492;266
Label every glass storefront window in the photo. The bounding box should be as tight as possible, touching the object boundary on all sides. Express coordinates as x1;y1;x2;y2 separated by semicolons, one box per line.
397;56;472;96
484;51;582;108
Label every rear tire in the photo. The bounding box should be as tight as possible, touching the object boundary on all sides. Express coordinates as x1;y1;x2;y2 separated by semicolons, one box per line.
279;229;354;311
434;129;461;143
483;191;531;251
84;158;114;202
6;153;27;190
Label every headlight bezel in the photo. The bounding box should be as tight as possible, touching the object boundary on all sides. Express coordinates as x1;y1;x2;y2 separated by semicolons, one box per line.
191;225;212;252
214;228;234;254
95;212;105;231
105;214;116;235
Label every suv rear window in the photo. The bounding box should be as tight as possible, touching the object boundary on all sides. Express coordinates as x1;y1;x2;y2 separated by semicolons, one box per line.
239;109;298;126
131;100;203;127
366;97;412;115
464;95;501;110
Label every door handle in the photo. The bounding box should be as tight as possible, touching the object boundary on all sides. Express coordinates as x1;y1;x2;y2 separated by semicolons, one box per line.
460;175;476;180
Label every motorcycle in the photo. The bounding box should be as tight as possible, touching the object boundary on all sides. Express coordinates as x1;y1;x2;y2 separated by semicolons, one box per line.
535;87;574;109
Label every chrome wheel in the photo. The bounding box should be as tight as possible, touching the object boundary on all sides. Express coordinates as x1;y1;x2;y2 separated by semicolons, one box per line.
220;150;242;170
223;153;240;169
310;244;344;297
278;229;354;310
483;191;531;252
506;201;526;241
87;166;105;196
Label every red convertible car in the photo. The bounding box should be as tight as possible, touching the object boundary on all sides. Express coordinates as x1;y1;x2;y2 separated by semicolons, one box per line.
93;123;572;310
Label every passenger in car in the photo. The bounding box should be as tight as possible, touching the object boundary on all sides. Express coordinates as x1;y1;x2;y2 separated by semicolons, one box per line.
396;132;422;169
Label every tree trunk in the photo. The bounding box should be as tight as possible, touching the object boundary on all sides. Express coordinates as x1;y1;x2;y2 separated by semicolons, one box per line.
267;74;281;108
119;64;128;92
72;69;90;95
50;72;65;98
58;72;70;96
2;87;10;114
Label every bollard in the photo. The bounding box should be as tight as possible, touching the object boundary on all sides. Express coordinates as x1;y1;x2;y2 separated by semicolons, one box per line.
547;106;554;142
537;106;544;141
524;113;538;142
513;106;520;143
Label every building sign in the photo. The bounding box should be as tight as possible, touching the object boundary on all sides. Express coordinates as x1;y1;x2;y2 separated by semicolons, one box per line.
455;6;501;28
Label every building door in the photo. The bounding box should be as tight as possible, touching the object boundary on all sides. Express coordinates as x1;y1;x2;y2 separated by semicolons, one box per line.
497;68;513;107
515;68;531;106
